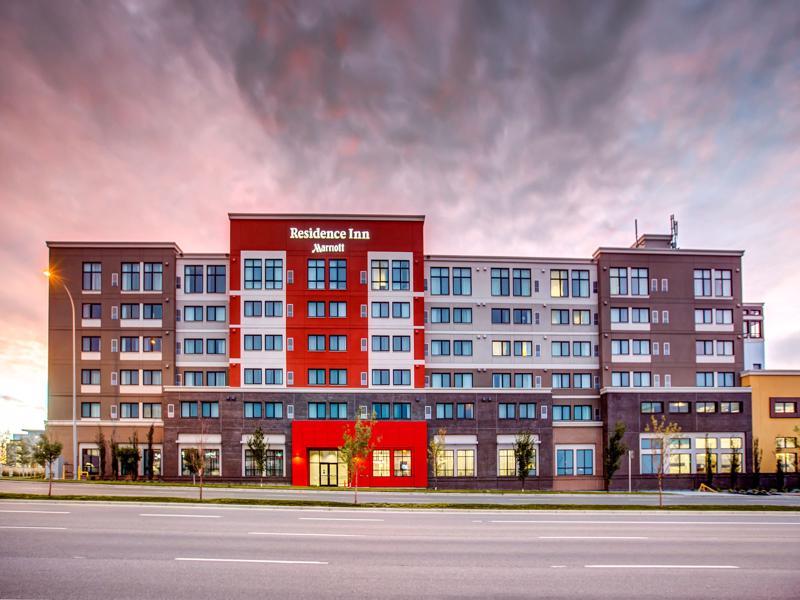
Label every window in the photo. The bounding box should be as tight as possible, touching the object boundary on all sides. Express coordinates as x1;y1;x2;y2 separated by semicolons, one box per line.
143;304;163;319
330;301;347;318
264;369;283;385
82;262;102;291
120;370;139;385
632;340;650;355
551;373;570;388
492;341;511;357
556;449;574;476
330;335;347;352
308;402;327;419
491;268;510;296
183;338;203;354
551;309;570;325
244;335;262;351
392;369;411;386
714;270;732;297
264;259;283;289
392;336;410;352
632;371;651;387
81;402;100;418
551;341;570;357
550;269;569;297
716;341;733;356
696;372;714;387
513;269;531;296
243;258;262;289
515;373;533;389
244;301;262;317
721;401;742;413
372;450;390;477
571;270;589;298
696;402;717;413
394;450;412;476
491;308;510;324
430;307;450;323
609;267;628;295
492;373;512;388
552;405;571;421
630;268;648;296
640;401;662;414
453;308;472;323
573;309;590;325
308;335;326;352
513;341;532;357
774;401;797;414
694;269;712;297
206;371;226;386
120;402;139;419
183;306;202;322
435;450;454;477
776;437;798;449
430;267;449;295
143;370;161;386
610;307;629;323
392;302;410;318
183;372;203;386
206;339;226;354
244;368;262;385
307;259;325;289
180;401;198;418
372;302;390;318
669;401;689;413
716;309;733;325
695;308;713;324
308;369;326;386
456;449;475;477
496;403;515;421
573;373;592;388
611;371;630;387
372;335;389;352
431;373;452;388
371;260;389;290
121;262;140;291
264;335;283;351
513;308;532;324
200;401;219;418
82;303;102;319
391;260;410;291
81;336;101;352
205;265;225;293
329;259;347;290
372;403;390;420
498;449;517;477
453;267;472;295
264;402;283;418
371;369;390;386
631;308;649;323
454;340;473;356
393;403;411;419
574;405;592;421
436;403;454;419
121;303;140;320
328;369;347;386
456;403;474;419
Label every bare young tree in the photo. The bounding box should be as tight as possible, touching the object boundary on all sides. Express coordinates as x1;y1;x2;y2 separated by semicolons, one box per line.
645;415;682;508
32;434;63;497
338;414;377;505
427;427;447;491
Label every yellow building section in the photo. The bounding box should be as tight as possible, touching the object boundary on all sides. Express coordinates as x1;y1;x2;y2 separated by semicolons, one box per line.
741;371;800;473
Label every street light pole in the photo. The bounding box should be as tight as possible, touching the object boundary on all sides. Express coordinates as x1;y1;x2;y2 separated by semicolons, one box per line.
628;450;634;493
45;271;77;480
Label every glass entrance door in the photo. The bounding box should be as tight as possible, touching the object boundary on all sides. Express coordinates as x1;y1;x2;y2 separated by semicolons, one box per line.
319;462;338;487
309;450;348;487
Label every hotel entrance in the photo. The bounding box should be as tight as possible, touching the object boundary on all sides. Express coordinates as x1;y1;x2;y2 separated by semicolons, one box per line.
308;450;348;487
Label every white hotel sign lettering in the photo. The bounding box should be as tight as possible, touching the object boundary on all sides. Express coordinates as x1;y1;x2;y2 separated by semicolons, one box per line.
289;227;370;254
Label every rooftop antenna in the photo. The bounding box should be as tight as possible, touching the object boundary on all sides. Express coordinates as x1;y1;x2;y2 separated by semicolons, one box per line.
634;219;639;244
670;214;679;249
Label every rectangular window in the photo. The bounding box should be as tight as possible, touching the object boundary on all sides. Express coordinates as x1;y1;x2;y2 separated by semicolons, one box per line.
144;335;162;352
513;341;532;357
120;370;139;385
143;303;163;319
392;369;411;386
121;262;140;291
574;405;592;421
308;369;326;386
206;371;226;386
120;402;139;419
492;373;512;388
696;401;717;413
180;401;198;418
371;369;390;386
329;369;347;385
556;449;574;476
394;450;412;476
391;260;410;291
308;402;327;419
640;401;663;414
611;371;630;387
142;370;161;386
491;308;510;324
714;270;732;297
573;373;592;388
696;372;714;387
513;268;531;296
393;403;411;419
244;368;262;385
81;402;101;418
244;259;262;289
609;267;628;296
264;369;283;385
456;402;474;420
307;259;326;290
571;270;589;298
372;335;390;352
610;307;629;323
392;336;411;353
491;268;510;296
716;341;734;356
551;341;570;357
519;402;536;419
431;307;450;323
371;302;390;318
492;340;511;357
721;401;742;413
372;450;390;477
183;372;203;386
330;301;347;318
82;303;102;319
552;373;570;388
329;259;347;290
207;265;226;293
694;269;712;297
552;405;571;421
572;341;591;357
716;309;733;325
120;303;140;320
371;260;389;290
183;338;203;354
452;267;472;295
669;401;690;413
452;307;472;324
82;262;102;291
308;335;326;352
632;371;651;387
431;373;452;388
436;403;454;419
515;373;533;389
430;267;450;295
695;308;713;324
206;339;226;355
630;268;648;296
183;306;203;322
632;340;650;355
453;372;473;388
551;309;570;325
244;301;262;317
244;335;262;351
264;259;283;289
264;335;283;351
392;302;410;318
81;336;101;352
550;269;569;297
331;403;350;419
457;449;475;477
329;335;347;352
265;402;283;418
631;308;650;323
573;309;591;325
372;402;390;420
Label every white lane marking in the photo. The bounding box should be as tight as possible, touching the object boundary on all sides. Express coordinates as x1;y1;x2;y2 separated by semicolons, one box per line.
0;526;67;530
298;517;384;522
140;514;220;518
0;510;70;514
175;557;327;565
550;565;566;568
586;565;739;569
249;532;364;537
540;536;648;540
490;520;800;526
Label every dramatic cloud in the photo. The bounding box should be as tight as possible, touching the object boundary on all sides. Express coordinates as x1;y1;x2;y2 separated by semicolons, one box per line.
0;0;798;430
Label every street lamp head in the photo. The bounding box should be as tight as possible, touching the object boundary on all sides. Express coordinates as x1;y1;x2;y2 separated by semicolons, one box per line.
43;270;51;278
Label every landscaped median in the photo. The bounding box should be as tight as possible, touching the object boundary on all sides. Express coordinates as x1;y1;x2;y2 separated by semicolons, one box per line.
1;492;798;511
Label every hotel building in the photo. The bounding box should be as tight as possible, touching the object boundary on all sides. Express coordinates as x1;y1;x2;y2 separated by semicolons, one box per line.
45;214;765;490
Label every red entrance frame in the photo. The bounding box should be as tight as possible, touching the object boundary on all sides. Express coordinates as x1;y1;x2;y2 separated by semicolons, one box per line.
291;421;428;488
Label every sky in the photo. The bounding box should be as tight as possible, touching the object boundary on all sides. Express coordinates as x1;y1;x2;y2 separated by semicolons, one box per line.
0;0;798;433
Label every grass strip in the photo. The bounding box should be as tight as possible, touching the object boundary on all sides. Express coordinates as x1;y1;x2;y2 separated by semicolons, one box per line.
0;492;797;511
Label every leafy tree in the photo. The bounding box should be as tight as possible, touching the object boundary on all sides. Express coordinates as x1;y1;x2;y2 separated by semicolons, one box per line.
427;427;447;491
752;437;762;489
95;428;107;479
513;431;536;491
183;448;203;489
729;443;740;489
644;415;682;508
704;435;714;488
247;426;268;487
603;421;628;492
32;434;63;497
145;425;155;480
338;414;377;504
0;430;10;471
110;435;119;480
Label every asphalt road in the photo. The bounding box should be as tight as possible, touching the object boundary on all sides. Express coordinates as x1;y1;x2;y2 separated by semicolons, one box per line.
0;499;798;599
2;479;800;506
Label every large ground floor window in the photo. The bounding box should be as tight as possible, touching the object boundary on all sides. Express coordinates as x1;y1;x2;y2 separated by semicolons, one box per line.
181;448;221;477
640;433;744;475
555;446;594;476
435;448;475;477
498;448;538;477
244;449;284;477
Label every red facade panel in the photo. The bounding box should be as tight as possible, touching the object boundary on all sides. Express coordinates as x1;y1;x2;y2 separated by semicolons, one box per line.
290;420;428;488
